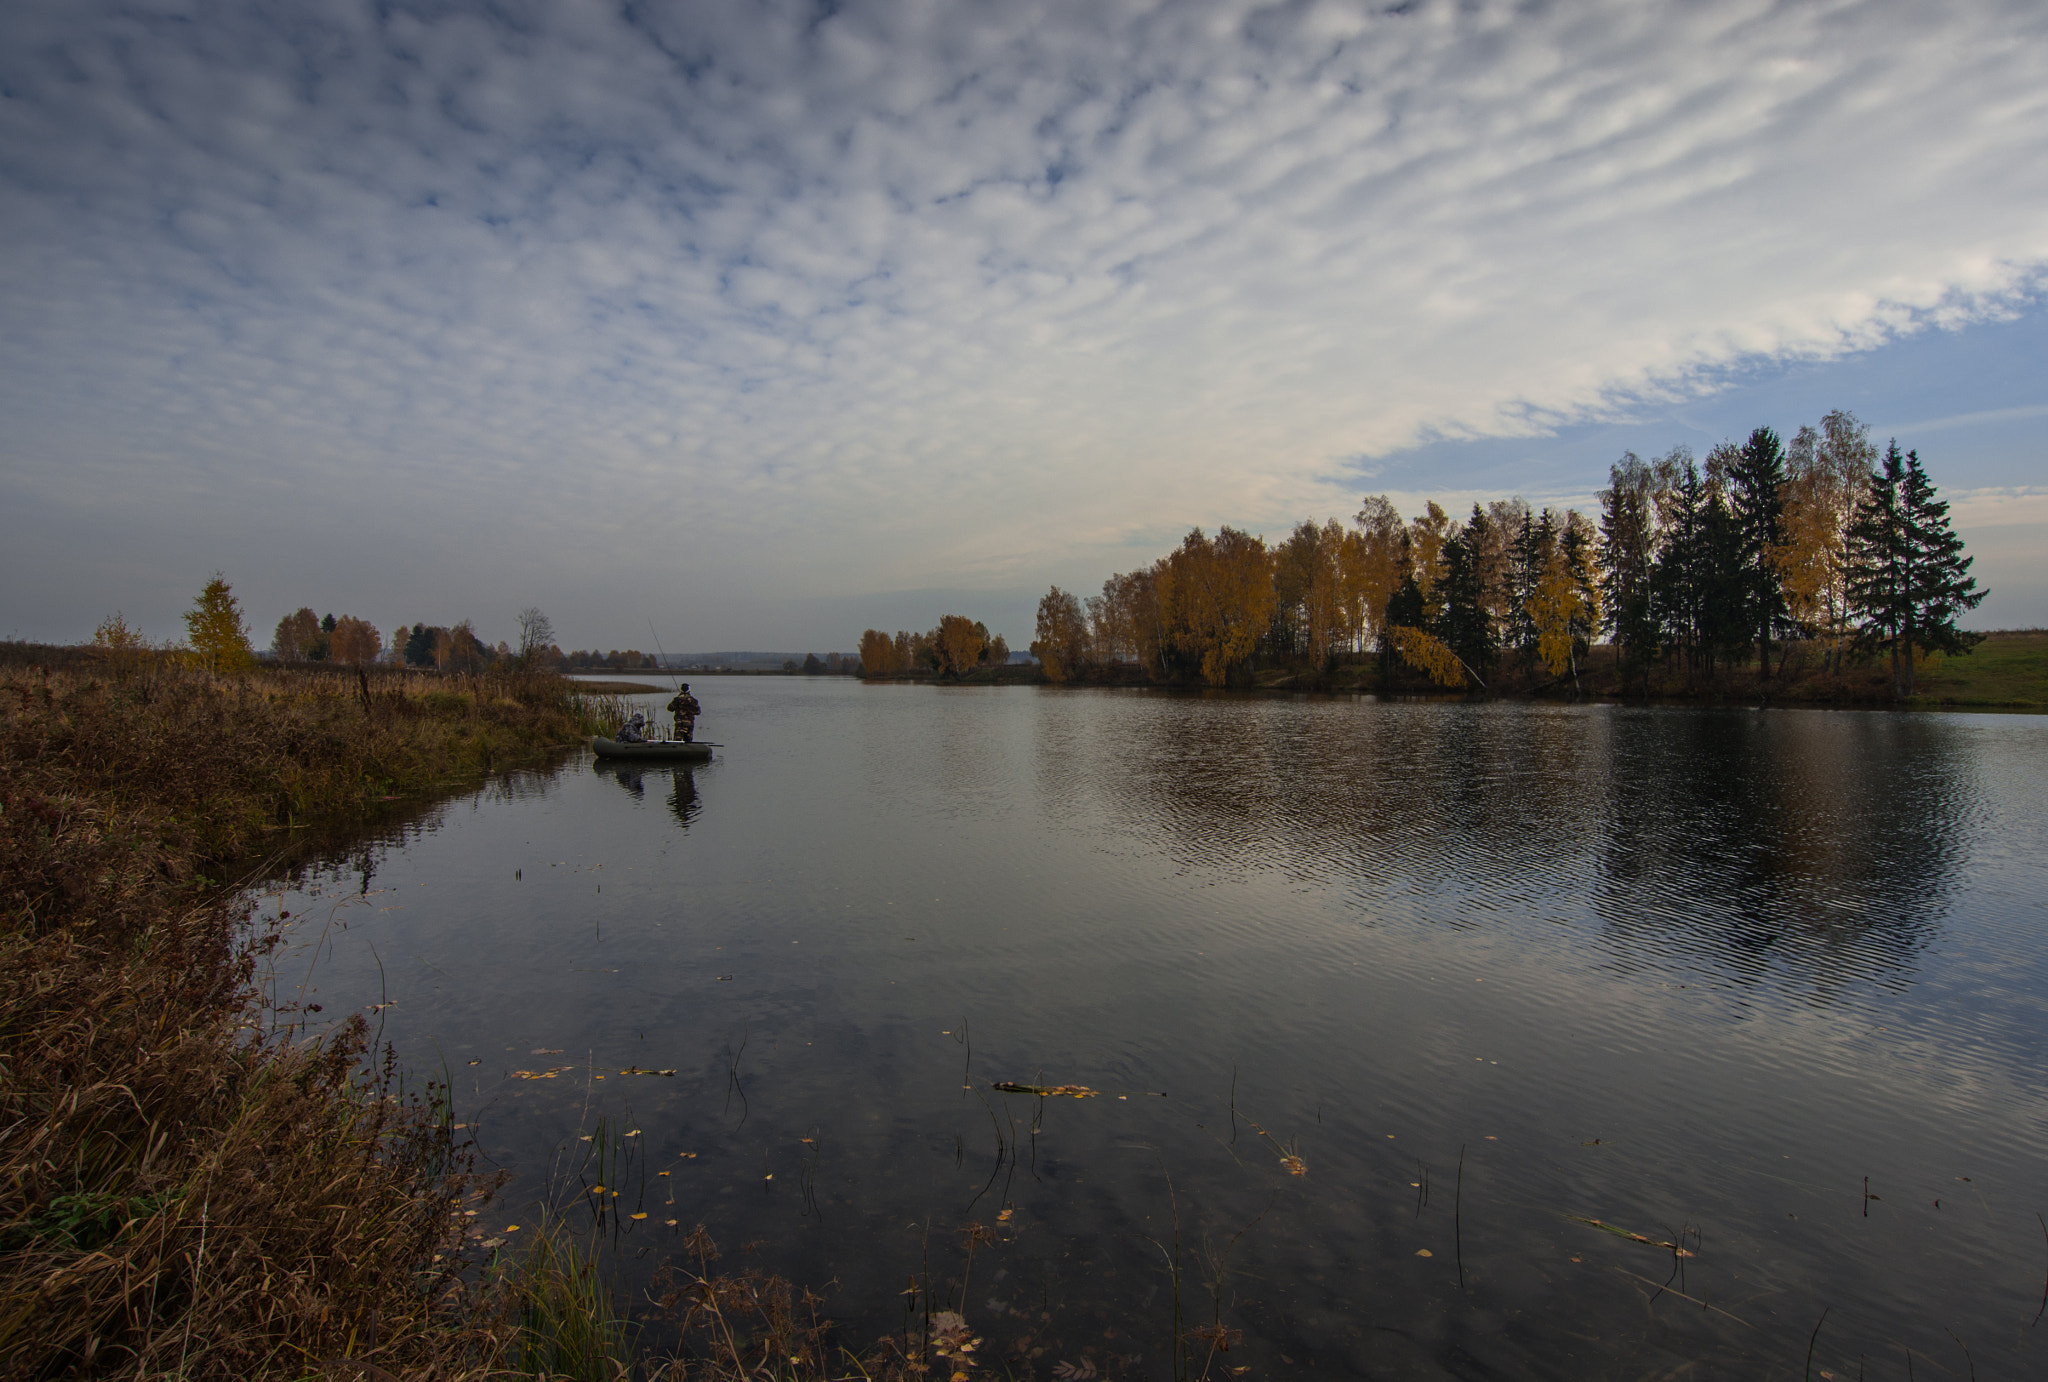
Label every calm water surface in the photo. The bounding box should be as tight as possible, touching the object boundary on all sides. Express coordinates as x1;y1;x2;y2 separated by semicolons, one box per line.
269;679;2048;1379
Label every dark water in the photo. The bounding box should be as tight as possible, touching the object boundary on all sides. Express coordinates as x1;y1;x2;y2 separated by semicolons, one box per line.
268;679;2048;1379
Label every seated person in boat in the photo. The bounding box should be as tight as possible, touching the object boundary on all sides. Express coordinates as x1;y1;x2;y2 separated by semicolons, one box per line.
615;710;650;743
667;685;702;742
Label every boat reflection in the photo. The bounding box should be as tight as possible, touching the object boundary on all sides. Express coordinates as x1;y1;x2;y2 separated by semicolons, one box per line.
592;759;703;831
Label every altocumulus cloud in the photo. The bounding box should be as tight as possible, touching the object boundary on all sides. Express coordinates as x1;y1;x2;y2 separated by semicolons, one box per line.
1;0;2044;645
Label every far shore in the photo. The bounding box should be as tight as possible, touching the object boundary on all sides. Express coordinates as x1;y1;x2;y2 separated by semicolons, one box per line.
569;670;859;687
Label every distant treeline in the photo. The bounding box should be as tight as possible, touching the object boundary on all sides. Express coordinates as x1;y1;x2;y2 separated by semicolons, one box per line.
858;617;1012;679
1015;410;1984;699
267;608;557;672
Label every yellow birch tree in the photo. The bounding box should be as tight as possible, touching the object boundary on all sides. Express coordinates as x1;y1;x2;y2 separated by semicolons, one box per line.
1389;626;1466;687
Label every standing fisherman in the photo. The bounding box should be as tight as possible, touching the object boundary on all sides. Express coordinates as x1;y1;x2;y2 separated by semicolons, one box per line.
666;683;703;742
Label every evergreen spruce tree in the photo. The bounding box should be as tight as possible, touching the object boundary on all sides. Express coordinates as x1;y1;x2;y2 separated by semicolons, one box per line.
403;622;436;667
1899;450;1986;683
1436;525;1495;681
1652;459;1707;676
1846;443;1986;698
1599;455;1661;681
1843;442;1906;694
1562;515;1602;663
1698;478;1748;676
1725;426;1791;679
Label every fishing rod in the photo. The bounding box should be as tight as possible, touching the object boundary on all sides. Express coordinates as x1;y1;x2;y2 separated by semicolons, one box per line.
646;620;684;692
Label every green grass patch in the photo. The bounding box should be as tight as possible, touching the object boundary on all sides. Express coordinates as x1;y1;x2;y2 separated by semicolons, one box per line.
1910;631;2048;708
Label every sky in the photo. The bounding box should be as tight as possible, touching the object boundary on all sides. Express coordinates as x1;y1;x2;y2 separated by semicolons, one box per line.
2;0;2044;654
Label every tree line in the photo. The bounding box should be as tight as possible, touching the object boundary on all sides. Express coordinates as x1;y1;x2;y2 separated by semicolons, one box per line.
1023;410;1984;698
858;617;1013;679
90;583;585;678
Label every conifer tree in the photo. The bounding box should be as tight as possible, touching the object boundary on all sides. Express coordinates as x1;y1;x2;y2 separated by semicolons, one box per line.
1726;426;1791;679
1600;454;1661;677
183;572;254;674
1898;452;1987;689
1562;511;1602;660
1846;443;1986;698
1436;515;1495;680
1651;459;1708;675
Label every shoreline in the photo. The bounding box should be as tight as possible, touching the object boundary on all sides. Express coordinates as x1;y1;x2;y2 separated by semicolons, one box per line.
859;630;2048;710
0;653;612;1376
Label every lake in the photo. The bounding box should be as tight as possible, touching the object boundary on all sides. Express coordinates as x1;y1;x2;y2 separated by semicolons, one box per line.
264;678;2048;1379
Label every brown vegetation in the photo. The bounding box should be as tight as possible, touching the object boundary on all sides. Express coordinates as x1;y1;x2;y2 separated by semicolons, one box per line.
0;651;610;1378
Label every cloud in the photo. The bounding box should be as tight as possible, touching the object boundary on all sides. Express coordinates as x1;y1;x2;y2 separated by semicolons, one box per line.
2;0;2045;643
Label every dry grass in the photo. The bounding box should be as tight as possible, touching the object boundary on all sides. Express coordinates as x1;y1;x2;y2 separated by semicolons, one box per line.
0;654;610;1379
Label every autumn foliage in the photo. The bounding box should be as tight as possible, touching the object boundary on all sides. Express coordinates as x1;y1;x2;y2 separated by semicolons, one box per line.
962;407;1979;698
859;617;1009;679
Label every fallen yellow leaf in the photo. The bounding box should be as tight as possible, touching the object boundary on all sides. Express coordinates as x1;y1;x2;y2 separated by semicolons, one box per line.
631;1212;648;1220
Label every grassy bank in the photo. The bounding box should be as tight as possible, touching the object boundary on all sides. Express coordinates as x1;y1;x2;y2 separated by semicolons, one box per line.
1906;629;2048;708
0;652;618;1378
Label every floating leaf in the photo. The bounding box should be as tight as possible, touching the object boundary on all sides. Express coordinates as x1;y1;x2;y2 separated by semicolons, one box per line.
618;1068;677;1077
1415;1248;1432;1257
1279;1155;1307;1176
531;1048;563;1055
996;1208;1014;1222
631;1212;648;1221
992;1082;1099;1098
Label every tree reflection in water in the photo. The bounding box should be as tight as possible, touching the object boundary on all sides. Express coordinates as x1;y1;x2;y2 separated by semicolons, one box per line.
1082;694;1969;1004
